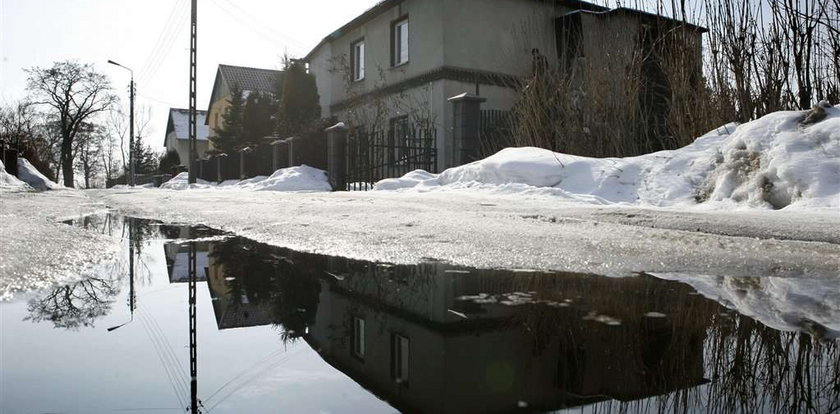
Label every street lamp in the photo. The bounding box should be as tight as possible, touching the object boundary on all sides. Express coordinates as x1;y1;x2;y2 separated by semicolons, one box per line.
107;59;135;187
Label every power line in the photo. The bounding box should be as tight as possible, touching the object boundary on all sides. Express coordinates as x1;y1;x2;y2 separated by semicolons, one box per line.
207;0;306;54
217;0;307;50
137;0;190;86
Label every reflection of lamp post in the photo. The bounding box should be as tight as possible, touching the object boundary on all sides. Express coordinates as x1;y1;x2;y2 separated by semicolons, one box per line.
107;59;135;186
107;217;137;331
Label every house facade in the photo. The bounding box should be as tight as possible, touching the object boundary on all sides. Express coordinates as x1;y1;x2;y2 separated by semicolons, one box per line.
205;64;283;146
305;0;704;169
163;108;210;166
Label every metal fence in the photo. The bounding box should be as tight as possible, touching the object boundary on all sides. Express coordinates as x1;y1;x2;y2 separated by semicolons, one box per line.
479;109;516;157
345;125;437;191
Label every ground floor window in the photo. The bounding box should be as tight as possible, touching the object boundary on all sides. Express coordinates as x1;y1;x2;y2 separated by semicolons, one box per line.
391;333;409;384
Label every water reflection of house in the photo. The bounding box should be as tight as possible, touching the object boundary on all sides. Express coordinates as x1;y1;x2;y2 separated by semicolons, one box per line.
164;243;209;283
305;263;710;413
205;243;273;330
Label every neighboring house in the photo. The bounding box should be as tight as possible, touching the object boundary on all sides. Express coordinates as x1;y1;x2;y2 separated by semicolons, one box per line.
163;108;210;166
305;0;704;168
205;64;283;143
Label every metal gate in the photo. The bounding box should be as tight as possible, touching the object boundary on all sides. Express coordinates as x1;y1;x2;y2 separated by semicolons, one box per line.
346;125;437;191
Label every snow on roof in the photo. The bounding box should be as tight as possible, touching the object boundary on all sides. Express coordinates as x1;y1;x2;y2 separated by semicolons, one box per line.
167;108;210;142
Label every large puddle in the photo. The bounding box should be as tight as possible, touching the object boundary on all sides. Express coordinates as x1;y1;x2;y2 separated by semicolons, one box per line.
1;214;838;413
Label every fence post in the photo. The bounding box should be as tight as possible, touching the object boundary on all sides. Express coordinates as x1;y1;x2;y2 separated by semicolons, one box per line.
239;147;252;180
216;154;226;183
271;140;282;171
286;137;297;167
448;92;486;166
325;122;348;191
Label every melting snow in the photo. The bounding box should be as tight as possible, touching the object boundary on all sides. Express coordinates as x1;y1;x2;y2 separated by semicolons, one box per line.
17;158;63;190
376;107;840;211
160;165;331;192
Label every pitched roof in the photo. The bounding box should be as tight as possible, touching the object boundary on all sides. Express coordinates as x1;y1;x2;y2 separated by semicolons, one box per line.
218;64;281;93
165;108;210;146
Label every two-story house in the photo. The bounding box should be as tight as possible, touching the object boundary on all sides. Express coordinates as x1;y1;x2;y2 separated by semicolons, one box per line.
305;0;704;169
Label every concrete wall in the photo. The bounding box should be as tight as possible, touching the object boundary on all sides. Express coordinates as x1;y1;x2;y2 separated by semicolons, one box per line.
441;0;557;76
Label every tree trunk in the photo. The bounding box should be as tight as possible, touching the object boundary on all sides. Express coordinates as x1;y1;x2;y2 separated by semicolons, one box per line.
61;139;74;188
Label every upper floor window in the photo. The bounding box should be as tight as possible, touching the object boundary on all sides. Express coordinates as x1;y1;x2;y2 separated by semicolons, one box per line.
351;39;365;81
392;18;409;66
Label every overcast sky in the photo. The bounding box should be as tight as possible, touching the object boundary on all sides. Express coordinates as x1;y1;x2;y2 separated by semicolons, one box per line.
0;0;376;149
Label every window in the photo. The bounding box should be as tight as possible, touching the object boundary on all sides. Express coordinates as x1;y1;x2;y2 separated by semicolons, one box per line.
391;333;410;384
351;39;365;81
352;317;365;359
391;18;409;66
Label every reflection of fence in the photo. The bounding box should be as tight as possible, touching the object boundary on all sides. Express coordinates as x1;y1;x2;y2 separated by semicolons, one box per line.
1;139;19;177
479;109;515;157
345;125;437;191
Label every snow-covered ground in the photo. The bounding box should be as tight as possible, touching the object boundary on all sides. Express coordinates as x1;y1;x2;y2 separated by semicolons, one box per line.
378;106;840;211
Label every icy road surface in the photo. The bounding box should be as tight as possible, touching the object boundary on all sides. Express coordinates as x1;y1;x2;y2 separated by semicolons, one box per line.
1;188;837;299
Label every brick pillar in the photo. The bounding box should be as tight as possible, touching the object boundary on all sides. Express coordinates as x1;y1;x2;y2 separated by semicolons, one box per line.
448;92;486;166
326;122;348;191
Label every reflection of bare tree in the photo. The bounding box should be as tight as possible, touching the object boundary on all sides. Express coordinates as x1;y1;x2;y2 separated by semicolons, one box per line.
24;277;119;330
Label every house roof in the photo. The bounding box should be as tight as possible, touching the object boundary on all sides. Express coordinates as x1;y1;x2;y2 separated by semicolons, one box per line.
217;64;282;93
206;64;283;125
562;7;708;32
303;0;608;61
165;108;210;146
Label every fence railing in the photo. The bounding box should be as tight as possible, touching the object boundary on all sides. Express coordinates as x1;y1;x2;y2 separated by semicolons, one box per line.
479;109;515;157
345;125;437;191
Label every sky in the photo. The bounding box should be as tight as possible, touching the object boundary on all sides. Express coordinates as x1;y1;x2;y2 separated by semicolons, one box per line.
0;0;377;149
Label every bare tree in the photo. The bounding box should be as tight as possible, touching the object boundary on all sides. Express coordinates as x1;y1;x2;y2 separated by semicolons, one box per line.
73;122;107;188
25;61;117;187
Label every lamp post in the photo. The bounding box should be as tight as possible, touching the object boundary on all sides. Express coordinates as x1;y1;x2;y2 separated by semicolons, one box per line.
107;60;135;187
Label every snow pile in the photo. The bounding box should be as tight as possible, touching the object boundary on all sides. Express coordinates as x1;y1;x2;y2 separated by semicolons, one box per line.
376;106;840;210
0;160;33;192
159;165;331;192
234;165;332;192
159;172;213;190
17;158;63;190
654;273;840;339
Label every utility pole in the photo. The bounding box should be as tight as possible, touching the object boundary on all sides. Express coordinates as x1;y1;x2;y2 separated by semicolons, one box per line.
129;78;135;186
188;0;198;184
188;235;198;413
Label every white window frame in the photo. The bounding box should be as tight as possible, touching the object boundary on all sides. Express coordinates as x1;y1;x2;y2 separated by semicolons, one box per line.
391;333;409;384
352;317;365;358
352;39;365;81
392;18;409;66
